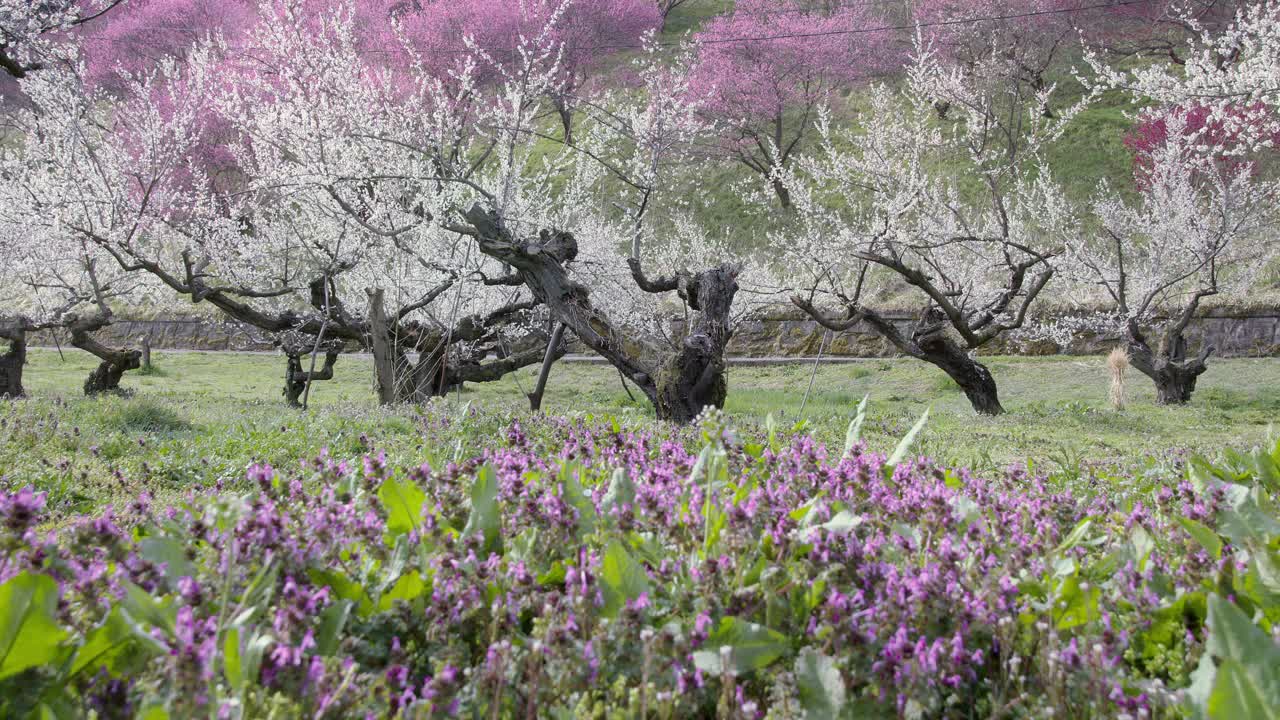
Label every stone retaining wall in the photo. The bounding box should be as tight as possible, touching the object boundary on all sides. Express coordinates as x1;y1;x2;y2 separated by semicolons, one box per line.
30;308;1280;358
726;308;1280;358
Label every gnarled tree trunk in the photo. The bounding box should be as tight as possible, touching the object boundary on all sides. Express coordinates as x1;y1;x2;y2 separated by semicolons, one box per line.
1126;321;1209;406
793;299;1005;416
284;351;340;407
367;284;553;405
916;331;1004;416
461;204;740;425
0;317;30;399
68;312;141;396
279;331;343;408
651;263;739;424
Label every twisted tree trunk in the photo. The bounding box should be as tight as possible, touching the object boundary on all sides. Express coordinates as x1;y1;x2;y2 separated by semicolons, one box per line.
792;299;1005;416
916;330;1004;416
651;263;738;424
366;285;553;405
1126;322;1209;406
283;350;340;407
0;317;30;399
460;205;739;425
68;312;141;396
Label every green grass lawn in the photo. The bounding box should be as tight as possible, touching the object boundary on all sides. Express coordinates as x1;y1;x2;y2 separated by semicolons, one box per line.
3;348;1277;518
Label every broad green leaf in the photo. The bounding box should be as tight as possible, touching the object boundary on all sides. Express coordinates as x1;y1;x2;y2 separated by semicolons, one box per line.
463;465;501;554
1177;517;1223;560
886;408;930;469
1185;647;1218;713
1130;524;1155;571
842;395;870;459
692;617;789;676
1206;594;1280;667
1055;518;1093;554
307;569;373;617
378;476;427;536
378;571;428;612
0;573;68;680
70;607;158;679
602;468;635;511
559;464;596;537
795;647;846;719
1252;545;1280;600
802;510;862;540
1219;497;1280;546
1207;659;1278;720
138;536;196;588
599;541;649;618
1053;575;1100;631
34;692;80;720
316;600;354;657
137;705;169;720
1251;447;1280;491
120;582;176;638
223;627;243;692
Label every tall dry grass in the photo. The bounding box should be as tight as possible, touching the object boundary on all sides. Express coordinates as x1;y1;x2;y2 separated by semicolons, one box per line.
1108;346;1130;410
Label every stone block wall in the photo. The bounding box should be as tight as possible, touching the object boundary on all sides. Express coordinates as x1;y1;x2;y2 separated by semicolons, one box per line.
28;307;1280;358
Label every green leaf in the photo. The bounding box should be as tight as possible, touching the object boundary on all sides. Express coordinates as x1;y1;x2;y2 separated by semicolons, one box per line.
378;476;427;537
316;600;353;657
0;573;68;681
243;632;275;690
232;560;279;626
886;408;930;469
120;582;176;638
138;536;196;589
223;627;244;692
463;465;501;554
1206;595;1280;667
1177;517;1223;560
70;607;158;679
378;571;428;612
692;617;789;676
307;569;373;617
842;395;869;459
599;541;649;618
1053;575;1100;631
1130;524;1155;572
801;510;863;540
795;647;846;719
559;464;597;538
1055;518;1094;554
1207;659;1278;720
602;468;635;511
1203;594;1280;705
137;705;170;720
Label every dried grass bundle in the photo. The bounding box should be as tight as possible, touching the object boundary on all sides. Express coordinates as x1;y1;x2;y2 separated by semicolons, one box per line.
1108;346;1130;410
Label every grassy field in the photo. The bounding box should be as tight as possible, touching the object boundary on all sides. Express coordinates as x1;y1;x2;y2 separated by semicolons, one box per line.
3;348;1277;517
